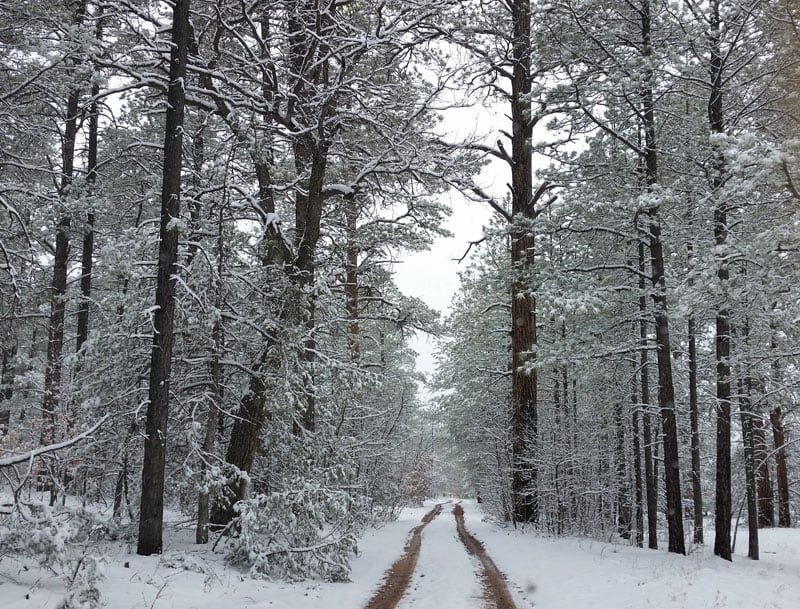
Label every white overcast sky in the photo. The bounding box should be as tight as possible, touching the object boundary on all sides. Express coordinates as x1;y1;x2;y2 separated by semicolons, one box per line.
392;190;493;377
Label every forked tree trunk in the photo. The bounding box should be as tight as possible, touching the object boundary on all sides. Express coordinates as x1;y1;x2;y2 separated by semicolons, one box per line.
137;0;190;556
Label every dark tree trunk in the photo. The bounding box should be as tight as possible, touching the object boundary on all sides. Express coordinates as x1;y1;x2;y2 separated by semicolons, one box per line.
770;406;791;527
639;0;684;555
615;402;632;539
753;415;774;528
345;195;360;362
688;313;703;544
42;0;87;446
137;0;190;556
197;209;224;544
738;376;759;560
639;240;657;550
208;154;285;528
750;377;774;528
42;214;71;448
76;77;99;354
202;13;287;525
509;0;538;525
631;364;644;548
708;0;732;562
76;7;103;354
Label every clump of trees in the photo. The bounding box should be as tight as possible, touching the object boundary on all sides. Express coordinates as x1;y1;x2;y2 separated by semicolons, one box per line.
0;0;464;582
436;0;798;560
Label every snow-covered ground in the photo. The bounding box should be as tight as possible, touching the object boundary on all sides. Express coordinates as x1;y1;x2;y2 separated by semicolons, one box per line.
1;500;798;609
461;502;800;609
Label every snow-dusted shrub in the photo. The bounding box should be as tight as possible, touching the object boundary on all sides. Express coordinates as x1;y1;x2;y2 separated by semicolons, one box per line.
224;482;364;582
0;503;109;607
0;504;98;567
57;554;106;609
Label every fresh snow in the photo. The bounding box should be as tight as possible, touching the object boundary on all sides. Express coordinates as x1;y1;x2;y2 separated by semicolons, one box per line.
1;500;798;609
397;503;483;609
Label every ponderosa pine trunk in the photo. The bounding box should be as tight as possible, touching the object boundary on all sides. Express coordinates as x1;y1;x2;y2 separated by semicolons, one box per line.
197;208;224;544
708;0;733;562
638;240;658;550
76;90;97;353
42;1;88;452
770;405;791;527
738;375;759;560
639;0;685;555
688;309;703;544
345;194;360;362
509;0;539;526
137;0;190;556
615;402;632;539
631;361;644;548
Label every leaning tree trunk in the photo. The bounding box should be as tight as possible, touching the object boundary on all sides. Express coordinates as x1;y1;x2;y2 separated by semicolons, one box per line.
137;0;190;556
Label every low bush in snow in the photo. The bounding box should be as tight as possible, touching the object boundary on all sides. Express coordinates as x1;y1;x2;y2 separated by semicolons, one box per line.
224;482;364;582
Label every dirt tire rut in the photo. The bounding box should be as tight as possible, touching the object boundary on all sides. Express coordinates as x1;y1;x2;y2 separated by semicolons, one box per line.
453;504;519;609
362;504;443;609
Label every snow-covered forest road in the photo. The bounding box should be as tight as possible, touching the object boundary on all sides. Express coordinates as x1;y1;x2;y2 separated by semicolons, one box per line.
364;502;518;609
3;500;799;609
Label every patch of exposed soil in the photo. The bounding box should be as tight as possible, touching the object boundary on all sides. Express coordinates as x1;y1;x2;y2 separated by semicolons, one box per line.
362;504;443;609
453;504;518;609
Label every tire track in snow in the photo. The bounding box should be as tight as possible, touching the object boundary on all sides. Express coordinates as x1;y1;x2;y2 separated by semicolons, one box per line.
362;503;443;609
453;504;519;609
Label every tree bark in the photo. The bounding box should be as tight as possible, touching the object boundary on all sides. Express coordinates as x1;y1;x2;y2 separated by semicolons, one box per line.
688;313;703;544
738;376;759;560
615;402;632;539
639;0;684;555
631;364;644;548
76;76;99;354
639;240;658;550
42;0;88;448
197;208;224;544
137;0;191;556
509;0;539;526
770;405;791;527
708;0;732;562
345;194;360;362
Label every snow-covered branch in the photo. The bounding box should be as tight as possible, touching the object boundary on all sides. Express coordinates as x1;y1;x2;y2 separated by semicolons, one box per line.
0;415;110;468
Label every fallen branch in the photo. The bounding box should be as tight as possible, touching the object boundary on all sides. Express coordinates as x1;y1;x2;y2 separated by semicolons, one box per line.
0;415;110;467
